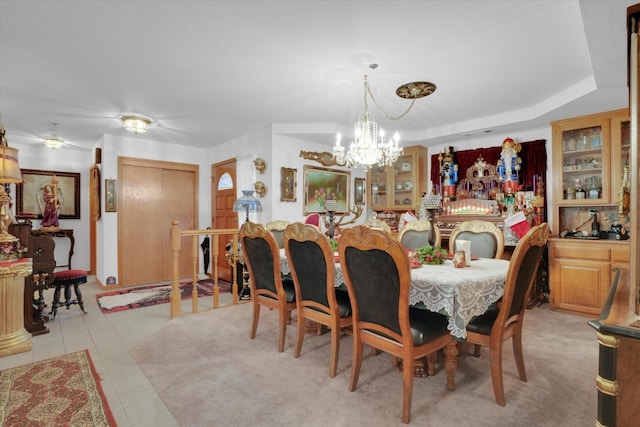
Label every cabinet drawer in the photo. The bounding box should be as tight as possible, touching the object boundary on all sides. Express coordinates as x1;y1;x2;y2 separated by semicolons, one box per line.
551;242;609;261
611;245;630;263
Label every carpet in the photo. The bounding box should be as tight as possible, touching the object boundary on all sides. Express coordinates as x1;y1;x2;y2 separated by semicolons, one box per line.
0;350;116;426
95;279;231;313
130;303;598;426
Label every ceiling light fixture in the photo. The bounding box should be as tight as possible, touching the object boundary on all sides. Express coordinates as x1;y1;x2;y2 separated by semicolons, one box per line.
121;115;151;134
44;123;64;150
333;74;435;170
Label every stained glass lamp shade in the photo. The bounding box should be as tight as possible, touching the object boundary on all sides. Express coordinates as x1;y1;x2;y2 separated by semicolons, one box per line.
233;190;262;222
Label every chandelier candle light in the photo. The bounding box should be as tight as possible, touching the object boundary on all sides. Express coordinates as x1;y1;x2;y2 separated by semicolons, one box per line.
333;74;435;169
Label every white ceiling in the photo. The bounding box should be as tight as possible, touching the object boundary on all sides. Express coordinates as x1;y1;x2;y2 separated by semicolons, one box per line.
0;0;636;151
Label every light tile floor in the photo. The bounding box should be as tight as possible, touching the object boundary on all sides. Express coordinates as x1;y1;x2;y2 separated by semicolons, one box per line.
0;276;237;426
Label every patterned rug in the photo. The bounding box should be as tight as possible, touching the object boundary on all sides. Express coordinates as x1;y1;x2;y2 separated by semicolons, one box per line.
0;350;116;426
95;279;232;313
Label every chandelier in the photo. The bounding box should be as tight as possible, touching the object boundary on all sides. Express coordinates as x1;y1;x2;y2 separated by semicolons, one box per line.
333;74;435;170
44;123;64;149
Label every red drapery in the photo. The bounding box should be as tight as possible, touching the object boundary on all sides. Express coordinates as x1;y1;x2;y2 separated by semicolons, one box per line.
430;139;547;193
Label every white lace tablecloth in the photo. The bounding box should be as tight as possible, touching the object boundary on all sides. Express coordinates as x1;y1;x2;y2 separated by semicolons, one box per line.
279;249;508;339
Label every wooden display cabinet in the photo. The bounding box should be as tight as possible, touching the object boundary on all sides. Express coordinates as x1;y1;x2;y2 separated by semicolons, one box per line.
366;145;428;216
549;109;631;316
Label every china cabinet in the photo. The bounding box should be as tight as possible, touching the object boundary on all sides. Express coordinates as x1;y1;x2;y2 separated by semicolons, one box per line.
549;109;631;316
366;145;428;219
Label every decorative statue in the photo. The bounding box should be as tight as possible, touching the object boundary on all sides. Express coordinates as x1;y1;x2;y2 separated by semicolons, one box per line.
253;181;267;198
40;175;61;230
438;146;458;198
496;137;522;194
253;157;266;174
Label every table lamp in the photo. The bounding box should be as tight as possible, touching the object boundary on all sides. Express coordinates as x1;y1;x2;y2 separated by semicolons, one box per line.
233;190;262;223
324;198;337;239
0;118;23;243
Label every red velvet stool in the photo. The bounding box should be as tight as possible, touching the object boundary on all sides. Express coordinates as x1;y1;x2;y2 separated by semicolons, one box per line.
50;269;87;319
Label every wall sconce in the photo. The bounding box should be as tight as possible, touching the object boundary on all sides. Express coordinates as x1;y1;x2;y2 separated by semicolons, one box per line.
254;181;267;198
253;157;266;174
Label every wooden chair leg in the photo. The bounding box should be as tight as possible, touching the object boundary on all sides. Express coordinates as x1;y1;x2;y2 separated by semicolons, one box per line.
329;325;340;378
473;344;481;357
401;357;414;424
294;313;305;358
250;301;260;339
278;308;288;353
349;332;364;392
490;341;506;406
426;352;437;376
512;331;527;382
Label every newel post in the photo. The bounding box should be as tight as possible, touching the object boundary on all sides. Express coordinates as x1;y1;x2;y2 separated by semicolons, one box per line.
170;220;182;318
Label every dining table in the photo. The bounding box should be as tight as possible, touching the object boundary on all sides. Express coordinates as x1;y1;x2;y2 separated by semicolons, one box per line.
279;248;510;340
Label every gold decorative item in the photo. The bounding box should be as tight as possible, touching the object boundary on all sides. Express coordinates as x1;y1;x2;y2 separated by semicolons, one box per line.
253;157;266;174
299;151;339;167
0;117;23;243
253;181;267;198
618;165;630;216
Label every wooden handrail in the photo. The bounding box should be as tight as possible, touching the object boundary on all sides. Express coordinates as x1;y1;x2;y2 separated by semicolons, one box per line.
170;221;242;318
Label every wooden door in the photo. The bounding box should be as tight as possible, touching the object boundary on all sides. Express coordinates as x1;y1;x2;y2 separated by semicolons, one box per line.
119;157;198;286
212;160;237;281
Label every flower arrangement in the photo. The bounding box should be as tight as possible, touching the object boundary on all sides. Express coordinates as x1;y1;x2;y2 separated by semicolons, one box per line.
0;241;28;261
415;245;448;265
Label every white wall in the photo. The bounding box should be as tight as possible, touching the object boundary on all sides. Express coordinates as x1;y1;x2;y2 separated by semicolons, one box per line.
95;134;212;284
11;142;93;272
10;123;553;286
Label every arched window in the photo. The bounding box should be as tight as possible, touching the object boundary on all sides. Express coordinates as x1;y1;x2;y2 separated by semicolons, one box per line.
218;172;233;190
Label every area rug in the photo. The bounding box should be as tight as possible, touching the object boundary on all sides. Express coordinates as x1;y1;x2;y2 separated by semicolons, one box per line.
130;303;597;426
0;349;116;426
95;279;231;313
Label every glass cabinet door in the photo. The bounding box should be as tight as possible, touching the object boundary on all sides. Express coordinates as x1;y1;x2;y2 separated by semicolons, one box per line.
611;114;631;213
554;117;612;205
369;164;388;210
392;153;416;208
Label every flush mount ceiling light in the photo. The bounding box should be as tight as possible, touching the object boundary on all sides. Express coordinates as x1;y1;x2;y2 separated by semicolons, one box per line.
120;115;152;134
333;74;436;170
44;123;64;149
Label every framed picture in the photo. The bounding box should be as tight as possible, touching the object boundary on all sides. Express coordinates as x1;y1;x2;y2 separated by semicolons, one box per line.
16;169;81;219
280;167;297;202
105;179;117;212
354;177;365;205
303;165;350;214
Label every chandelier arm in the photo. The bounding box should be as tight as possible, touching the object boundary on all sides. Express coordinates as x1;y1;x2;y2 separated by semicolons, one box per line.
365;82;418;121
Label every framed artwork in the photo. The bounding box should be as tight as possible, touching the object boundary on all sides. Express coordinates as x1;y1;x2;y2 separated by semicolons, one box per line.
105;179;117;212
16;169;81;219
303;165;350;214
280;167;297;202
354;177;365;205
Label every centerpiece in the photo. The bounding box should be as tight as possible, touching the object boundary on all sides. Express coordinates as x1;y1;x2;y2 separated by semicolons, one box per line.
415;245;448;265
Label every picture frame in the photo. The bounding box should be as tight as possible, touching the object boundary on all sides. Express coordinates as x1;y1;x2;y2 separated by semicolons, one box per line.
280;167;297;202
303;165;350;214
16;169;81;219
354;177;365;205
105;179;117;212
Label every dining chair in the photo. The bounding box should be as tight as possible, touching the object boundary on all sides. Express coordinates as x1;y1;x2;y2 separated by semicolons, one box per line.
239;221;297;353
464;222;549;406
304;213;322;229
399;219;442;250
266;220;291;249
283;222;352;377
339;225;457;424
448;220;505;259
